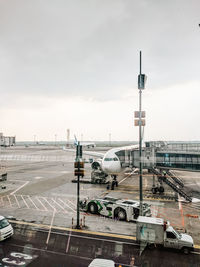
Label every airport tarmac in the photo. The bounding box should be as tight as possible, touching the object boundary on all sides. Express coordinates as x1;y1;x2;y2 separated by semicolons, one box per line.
0;145;200;247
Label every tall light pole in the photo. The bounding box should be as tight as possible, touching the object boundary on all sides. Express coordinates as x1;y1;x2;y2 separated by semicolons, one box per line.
135;51;147;216
109;133;111;146
54;134;57;146
34;135;36;145
74;142;84;229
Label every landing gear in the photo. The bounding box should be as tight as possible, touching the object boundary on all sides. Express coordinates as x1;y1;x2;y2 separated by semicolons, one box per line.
106;175;118;190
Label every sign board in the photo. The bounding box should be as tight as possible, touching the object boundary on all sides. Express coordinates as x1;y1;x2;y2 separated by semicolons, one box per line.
134;111;146;118
134;119;146;126
138;74;147;89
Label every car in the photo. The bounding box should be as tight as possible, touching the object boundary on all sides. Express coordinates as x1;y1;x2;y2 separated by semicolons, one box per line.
0;216;14;241
88;258;115;267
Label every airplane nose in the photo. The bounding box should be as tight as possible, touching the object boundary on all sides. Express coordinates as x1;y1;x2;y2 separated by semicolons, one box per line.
102;162;121;174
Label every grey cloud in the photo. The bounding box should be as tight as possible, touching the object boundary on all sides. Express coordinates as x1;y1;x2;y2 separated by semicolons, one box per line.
0;0;199;102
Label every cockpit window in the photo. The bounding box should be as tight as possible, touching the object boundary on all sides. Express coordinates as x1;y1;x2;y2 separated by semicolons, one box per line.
104;157;118;161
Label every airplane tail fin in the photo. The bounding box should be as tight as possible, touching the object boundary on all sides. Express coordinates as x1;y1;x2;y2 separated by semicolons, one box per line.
74;135;78;146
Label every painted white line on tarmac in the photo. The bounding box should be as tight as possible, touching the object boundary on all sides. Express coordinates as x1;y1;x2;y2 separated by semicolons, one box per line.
0;197;4;206
119;174;130;185
7;196;12;207
13;195;20;208
36;197;48;211
191;251;200;255
66;230;72;253
28;196;39;210
21;195;29;208
42;197;58;212
10;181;29;195
58;198;76;213
51;199;67;213
67;199;76;208
46;209;56;246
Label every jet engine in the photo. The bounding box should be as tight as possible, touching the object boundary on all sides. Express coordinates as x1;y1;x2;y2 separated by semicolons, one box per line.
91;160;102;170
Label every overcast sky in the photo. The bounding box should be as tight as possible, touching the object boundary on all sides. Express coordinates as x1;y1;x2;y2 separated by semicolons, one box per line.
0;0;200;141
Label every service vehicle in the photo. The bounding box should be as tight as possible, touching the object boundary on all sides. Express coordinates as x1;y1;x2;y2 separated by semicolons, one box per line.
80;196;151;221
91;169;108;184
0;166;7;181
0;216;14;241
88;258;115;267
136;216;194;254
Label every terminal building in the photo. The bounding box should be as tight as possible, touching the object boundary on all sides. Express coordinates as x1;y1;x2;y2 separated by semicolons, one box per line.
0;132;16;147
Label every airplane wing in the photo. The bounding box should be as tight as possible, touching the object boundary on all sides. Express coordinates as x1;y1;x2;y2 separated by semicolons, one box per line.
62;147;104;158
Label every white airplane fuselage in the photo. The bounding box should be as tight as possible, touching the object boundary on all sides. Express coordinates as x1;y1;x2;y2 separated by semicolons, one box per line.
101;145;139;175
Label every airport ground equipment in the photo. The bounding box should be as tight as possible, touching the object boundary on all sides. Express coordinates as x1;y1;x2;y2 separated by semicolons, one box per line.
0;166;7;181
150;168;192;202
165;170;184;187
151;174;164;194
80;196;151;221
0;216;14;241
136;216;194;254
91;169;108;184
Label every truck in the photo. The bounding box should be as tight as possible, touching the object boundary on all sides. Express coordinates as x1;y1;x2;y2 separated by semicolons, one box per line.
136;216;194;254
80;196;151;221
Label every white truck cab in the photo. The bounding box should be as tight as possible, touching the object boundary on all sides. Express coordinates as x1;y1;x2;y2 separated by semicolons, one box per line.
136;216;194;254
0;216;14;241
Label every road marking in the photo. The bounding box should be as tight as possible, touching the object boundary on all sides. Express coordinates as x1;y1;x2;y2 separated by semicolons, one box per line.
66;230;72;253
144;178;147;189
13;195;20;208
144;197;174;202
21;195;29;208
67;199;76;208
36;197;48;211
28;196;39;210
58;198;76;213
0;197;3;206
42;197;58;212
51;198;67;213
7;196;12;207
10;181;29;195
119;174;131;185
178;194;185;227
34;176;43;179
46;209;56;246
191;251;200;255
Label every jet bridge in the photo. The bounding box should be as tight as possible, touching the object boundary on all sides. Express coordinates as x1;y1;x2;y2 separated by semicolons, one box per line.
128;141;200;172
122;141;200;202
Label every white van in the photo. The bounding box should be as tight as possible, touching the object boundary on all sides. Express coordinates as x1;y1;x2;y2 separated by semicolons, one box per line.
0;216;14;241
88;259;115;267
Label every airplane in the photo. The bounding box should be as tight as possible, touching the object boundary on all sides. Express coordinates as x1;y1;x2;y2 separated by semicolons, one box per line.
63;143;140;179
88;144;139;176
65;135;96;149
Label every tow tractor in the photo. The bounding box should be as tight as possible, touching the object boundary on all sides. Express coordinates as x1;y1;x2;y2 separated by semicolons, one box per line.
80;196;151;221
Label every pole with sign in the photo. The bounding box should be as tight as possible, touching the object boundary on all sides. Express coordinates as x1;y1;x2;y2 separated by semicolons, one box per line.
74;141;84;229
135;51;147;216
